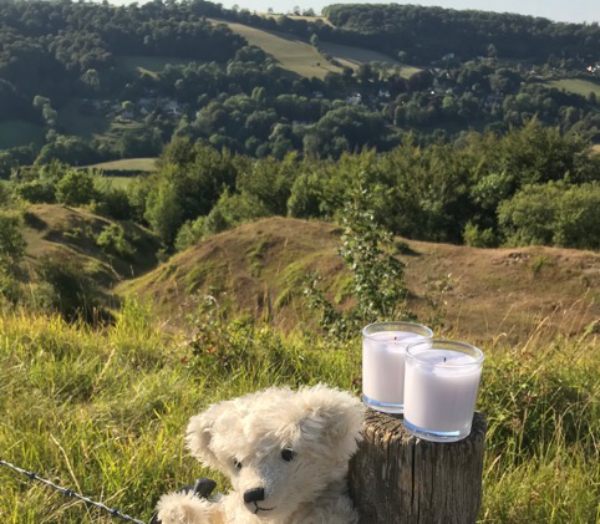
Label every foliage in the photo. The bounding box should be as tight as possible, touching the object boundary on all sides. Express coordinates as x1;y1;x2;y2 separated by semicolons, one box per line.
305;182;410;338
96;224;134;259
0;211;26;270
498;182;600;249
34;255;108;324
55;169;98;206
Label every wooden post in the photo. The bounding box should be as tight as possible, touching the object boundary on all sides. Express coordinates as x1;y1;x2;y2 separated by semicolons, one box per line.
349;410;486;524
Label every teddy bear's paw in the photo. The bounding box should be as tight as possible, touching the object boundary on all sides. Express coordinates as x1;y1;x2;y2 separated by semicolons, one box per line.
156;491;219;524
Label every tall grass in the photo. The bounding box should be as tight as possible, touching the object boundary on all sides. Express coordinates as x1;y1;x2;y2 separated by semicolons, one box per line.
0;302;598;523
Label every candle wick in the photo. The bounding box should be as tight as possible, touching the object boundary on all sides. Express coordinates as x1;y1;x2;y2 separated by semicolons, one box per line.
443;357;447;363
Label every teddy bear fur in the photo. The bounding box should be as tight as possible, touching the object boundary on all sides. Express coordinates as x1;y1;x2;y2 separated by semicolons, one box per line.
156;384;365;524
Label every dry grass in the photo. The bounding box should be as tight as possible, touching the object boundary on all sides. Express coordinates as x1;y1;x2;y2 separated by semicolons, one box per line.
119;217;600;343
21;204;159;288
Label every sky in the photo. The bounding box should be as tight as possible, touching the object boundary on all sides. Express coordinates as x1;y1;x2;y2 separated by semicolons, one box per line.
210;1;600;24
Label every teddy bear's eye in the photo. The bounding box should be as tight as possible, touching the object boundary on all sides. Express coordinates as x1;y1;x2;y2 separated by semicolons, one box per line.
233;458;243;470
281;448;295;462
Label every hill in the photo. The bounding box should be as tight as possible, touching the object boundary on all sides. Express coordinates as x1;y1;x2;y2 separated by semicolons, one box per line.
209;19;418;80
120;217;600;343
22;204;160;288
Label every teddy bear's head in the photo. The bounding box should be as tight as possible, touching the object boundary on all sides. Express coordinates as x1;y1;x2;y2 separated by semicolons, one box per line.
185;384;364;520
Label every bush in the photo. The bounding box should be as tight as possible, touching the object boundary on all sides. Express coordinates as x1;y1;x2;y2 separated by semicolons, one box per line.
0;211;26;270
56;169;98;206
463;221;498;247
15;179;56;203
35;255;109;323
498;182;600;249
96;224;134;259
92;187;133;220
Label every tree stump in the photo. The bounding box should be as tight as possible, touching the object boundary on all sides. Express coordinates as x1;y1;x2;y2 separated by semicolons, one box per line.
349;409;486;524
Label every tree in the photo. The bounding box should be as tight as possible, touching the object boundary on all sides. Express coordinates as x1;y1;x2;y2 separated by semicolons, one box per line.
56;169;97;206
144;178;184;245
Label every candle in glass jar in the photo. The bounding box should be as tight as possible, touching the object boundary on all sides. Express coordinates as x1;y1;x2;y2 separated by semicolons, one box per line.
403;340;484;442
362;322;433;414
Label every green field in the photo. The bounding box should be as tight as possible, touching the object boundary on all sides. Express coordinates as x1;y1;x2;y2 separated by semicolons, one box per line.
546;78;600;98
0;120;45;149
319;41;420;78
209;19;342;79
115;55;194;78
87;157;157;173
0;306;598;523
209;19;418;80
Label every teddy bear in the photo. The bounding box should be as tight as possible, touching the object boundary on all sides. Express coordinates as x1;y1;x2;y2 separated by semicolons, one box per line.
155;384;364;524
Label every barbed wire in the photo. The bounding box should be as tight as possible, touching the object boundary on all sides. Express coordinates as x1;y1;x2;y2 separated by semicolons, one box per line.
0;458;146;524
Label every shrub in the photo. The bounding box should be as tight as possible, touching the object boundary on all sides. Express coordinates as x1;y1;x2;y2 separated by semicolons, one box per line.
0;211;26;270
35;255;108;323
56;169;98;206
93;187;133;220
96;224;134;259
463;221;498;247
14;179;56;203
498;182;600;249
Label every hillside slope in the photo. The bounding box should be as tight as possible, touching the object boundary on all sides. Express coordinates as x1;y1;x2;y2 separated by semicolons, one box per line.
121;217;600;342
22;204;160;288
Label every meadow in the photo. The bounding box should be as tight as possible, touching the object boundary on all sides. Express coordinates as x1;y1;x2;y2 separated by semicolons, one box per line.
209;19;340;79
0;300;598;523
208;19;416;80
546;78;600;98
87;158;157;173
114;56;194;79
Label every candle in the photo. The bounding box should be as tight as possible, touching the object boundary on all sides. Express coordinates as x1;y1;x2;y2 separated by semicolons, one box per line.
403;340;484;442
362;322;433;414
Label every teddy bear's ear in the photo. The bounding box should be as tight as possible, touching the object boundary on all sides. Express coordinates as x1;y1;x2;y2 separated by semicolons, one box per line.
298;385;365;463
185;403;224;470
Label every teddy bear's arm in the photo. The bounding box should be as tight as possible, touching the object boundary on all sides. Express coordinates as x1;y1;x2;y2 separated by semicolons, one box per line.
156;491;226;524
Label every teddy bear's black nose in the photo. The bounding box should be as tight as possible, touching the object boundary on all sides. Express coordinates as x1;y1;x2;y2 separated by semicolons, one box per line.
244;487;265;503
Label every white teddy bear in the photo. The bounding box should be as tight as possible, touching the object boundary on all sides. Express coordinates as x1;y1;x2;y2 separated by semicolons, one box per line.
156;384;364;524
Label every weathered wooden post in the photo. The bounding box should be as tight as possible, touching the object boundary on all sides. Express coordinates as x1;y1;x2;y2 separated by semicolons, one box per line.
349;410;486;524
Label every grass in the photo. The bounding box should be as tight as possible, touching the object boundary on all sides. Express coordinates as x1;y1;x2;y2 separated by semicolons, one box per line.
114;56;194;79
85;158;157;173
0;120;45;149
319;41;420;78
546;78;600;98
121;217;600;343
209;19;418;80
209;19;342;79
0;302;598;523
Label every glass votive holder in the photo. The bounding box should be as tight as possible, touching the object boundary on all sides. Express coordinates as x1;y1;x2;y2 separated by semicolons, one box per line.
362;321;434;414
403;339;484;442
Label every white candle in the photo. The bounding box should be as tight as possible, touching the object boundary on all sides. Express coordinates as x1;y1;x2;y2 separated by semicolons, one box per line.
362;322;433;413
403;341;484;442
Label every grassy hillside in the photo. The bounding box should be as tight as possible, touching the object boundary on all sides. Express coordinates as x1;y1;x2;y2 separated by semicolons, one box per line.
114;55;194;78
85;158;157;173
319;41;420;78
120;217;600;343
209;19;341;79
208;19;416;80
22;204;160;288
547;78;600;98
0;120;45;149
0;304;597;522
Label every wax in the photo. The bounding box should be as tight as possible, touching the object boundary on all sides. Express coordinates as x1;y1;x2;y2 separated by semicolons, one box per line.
362;330;430;411
404;347;483;440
